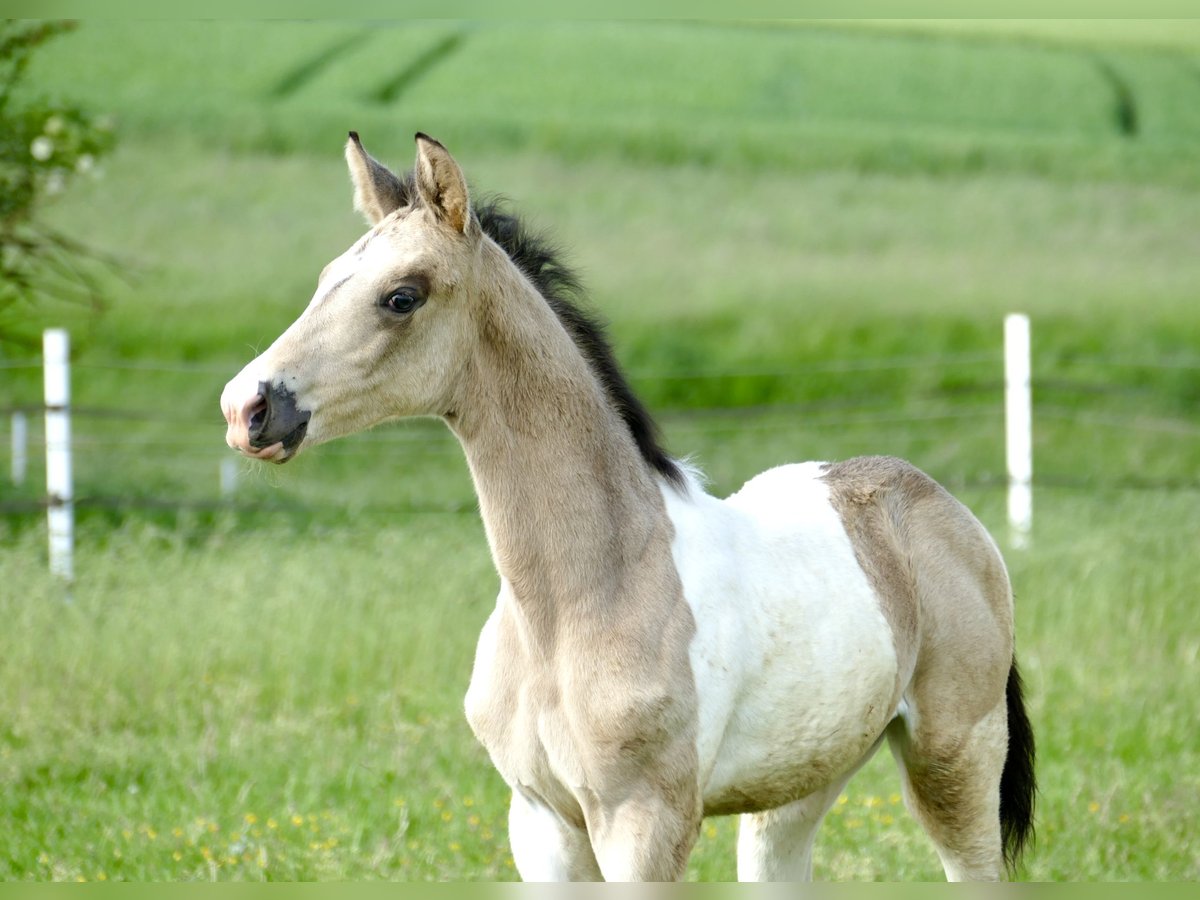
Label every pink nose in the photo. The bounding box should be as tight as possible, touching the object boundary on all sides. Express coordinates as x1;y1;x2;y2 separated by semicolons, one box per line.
222;386;286;461
224;391;263;448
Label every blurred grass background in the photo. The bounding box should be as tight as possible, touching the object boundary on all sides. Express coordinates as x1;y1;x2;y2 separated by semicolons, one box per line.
1;19;1198;881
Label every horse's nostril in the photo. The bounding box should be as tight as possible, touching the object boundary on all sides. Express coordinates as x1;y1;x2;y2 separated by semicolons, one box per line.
245;392;268;438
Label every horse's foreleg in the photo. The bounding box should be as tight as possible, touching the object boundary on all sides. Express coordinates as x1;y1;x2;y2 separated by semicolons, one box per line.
508;790;602;881
587;788;701;882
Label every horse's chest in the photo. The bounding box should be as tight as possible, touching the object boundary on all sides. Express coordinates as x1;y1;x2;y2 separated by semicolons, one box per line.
463;606;589;821
464;596;697;826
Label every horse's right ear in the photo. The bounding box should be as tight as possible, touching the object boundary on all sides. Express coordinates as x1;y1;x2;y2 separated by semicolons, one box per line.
345;131;410;225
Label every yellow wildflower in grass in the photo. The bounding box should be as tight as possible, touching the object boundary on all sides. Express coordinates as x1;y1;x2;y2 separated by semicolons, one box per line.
267;818;278;830
244;813;258;825
468;814;481;828
1088;802;1101;814
207;821;219;834
122;829;133;841
201;847;213;861
889;793;902;805
704;824;718;839
846;818;863;829
481;828;494;841
463;796;475;807
1119;814;1130;824
291;815;304;827
441;810;454;823
172;827;184;838
173;851;183;861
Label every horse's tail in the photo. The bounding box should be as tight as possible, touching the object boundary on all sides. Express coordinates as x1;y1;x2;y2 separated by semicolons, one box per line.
999;656;1037;873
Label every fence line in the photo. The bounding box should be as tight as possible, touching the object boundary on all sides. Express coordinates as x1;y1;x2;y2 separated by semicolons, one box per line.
4;348;1200;381
5;324;1200;576
8;398;1199;451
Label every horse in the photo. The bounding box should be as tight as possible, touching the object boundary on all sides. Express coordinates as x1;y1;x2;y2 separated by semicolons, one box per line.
221;132;1035;882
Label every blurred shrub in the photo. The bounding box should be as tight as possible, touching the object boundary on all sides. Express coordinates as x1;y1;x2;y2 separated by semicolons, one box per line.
0;20;115;352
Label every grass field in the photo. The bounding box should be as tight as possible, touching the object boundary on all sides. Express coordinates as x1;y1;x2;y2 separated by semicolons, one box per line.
2;20;1199;881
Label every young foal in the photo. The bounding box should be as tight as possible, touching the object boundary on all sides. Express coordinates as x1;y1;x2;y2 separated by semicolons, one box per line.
221;133;1035;881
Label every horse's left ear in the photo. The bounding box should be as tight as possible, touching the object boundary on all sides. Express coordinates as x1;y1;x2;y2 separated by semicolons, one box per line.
413;133;476;236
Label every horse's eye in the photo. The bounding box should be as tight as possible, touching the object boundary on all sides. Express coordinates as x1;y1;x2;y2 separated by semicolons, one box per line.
383;289;424;315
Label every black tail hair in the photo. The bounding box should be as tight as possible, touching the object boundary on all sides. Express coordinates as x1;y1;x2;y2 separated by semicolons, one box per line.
1000;657;1037;873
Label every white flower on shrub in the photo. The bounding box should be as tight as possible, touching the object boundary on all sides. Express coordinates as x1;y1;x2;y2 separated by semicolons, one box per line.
76;154;95;174
31;136;54;161
44;115;65;135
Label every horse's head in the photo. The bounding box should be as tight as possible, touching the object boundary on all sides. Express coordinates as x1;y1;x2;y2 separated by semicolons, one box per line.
221;132;482;462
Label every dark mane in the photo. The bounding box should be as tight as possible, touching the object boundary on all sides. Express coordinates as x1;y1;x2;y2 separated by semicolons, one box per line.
473;196;685;489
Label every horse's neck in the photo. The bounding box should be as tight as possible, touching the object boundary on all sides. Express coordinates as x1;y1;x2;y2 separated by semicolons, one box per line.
448;270;673;636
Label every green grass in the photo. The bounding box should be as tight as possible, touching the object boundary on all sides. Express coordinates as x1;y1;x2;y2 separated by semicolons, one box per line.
2;489;1197;881
2;19;1199;882
23;21;1200;183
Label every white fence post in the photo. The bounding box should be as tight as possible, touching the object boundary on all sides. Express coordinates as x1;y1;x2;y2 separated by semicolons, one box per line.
220;456;238;499
10;410;27;486
1005;313;1032;548
43;329;74;582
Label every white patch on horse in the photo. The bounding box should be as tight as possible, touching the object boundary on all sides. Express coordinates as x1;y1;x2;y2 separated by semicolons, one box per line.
309;255;360;313
662;462;899;815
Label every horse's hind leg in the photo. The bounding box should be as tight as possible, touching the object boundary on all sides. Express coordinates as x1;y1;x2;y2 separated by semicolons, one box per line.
886;698;1008;881
736;782;845;881
737;737;884;881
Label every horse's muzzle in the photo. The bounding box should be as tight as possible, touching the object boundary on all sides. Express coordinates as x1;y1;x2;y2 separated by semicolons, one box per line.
222;379;311;463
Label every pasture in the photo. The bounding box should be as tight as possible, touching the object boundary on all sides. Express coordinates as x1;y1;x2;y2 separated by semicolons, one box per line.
2;20;1198;880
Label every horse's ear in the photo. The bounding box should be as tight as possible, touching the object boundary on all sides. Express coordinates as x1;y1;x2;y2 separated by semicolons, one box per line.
345;131;410;225
413;132;476;236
